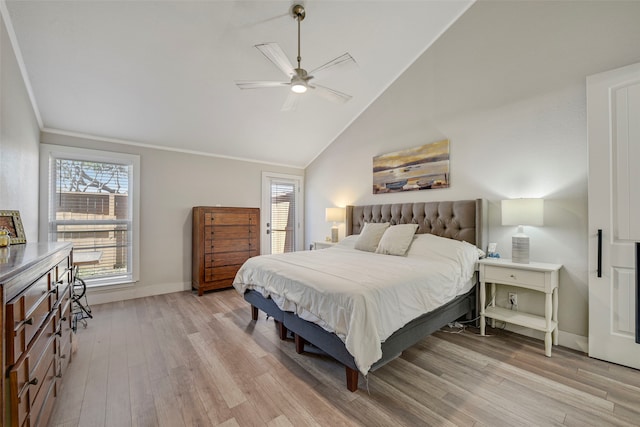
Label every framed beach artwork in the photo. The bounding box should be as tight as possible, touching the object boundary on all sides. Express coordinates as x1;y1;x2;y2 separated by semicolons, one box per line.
0;210;26;244
373;139;450;194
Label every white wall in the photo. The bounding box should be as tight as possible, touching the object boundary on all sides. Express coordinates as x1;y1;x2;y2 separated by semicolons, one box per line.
40;131;303;303
305;0;640;345
0;14;40;241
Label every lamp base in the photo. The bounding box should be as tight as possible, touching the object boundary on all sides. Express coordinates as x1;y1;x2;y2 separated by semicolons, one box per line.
331;226;339;243
512;234;530;264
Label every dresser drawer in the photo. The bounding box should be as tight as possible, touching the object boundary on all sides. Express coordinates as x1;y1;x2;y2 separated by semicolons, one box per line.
57;296;72;336
29;314;57;370
10;331;56;426
8;273;52;327
201;278;236;291
205;251;251;268
204;225;258;240
57;334;72;379
34;378;58;427
483;265;547;291
205;265;242;282
14;379;30;427
29;355;56;427
55;258;72;285
205;238;257;254
7;293;55;365
204;212;257;225
56;300;73;371
25;293;54;346
10;315;56;395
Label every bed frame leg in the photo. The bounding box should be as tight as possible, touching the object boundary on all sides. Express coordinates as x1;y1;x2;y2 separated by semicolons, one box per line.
275;320;288;340
346;367;358;392
294;334;306;354
251;305;258;321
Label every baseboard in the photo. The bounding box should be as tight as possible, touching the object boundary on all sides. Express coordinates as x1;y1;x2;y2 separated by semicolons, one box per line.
85;281;192;305
503;324;588;353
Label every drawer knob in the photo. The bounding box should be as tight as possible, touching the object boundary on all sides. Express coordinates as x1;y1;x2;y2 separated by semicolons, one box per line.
28;378;38;386
509;274;517;279
21;317;34;327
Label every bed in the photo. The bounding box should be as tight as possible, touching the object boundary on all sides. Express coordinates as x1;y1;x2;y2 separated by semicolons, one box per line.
233;199;486;391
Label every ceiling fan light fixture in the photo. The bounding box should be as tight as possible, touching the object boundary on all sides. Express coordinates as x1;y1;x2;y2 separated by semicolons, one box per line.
291;82;307;93
291;68;308;93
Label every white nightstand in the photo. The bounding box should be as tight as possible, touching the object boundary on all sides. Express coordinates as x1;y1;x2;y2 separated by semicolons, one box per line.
313;241;337;250
478;258;562;356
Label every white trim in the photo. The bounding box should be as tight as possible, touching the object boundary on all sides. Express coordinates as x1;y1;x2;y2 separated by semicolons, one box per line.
85;282;190;306
43;127;304;169
0;2;43;127
261;171;305;254
39;143;140;283
502;324;588;353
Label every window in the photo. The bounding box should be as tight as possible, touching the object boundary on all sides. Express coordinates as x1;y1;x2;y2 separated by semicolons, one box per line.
40;145;140;286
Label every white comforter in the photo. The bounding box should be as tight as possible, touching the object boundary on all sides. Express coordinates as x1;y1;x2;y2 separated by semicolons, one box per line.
232;234;478;375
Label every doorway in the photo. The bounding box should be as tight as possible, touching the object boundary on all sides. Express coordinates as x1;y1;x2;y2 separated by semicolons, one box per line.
261;172;304;254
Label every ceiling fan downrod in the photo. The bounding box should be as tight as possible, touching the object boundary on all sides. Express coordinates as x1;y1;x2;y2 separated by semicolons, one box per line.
292;4;305;70
291;4;307;93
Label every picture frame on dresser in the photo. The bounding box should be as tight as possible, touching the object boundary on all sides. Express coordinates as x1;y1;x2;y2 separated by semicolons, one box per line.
0;210;26;244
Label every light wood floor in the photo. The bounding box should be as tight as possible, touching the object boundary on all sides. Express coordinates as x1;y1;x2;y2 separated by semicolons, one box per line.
48;289;640;427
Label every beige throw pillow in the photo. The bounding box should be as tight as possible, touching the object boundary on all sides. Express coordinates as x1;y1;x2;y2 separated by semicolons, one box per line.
375;224;419;256
354;222;390;252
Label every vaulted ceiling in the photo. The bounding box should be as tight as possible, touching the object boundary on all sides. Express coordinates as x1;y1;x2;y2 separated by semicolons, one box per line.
3;1;473;167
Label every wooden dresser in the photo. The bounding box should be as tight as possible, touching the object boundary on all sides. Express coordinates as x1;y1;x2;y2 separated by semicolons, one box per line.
1;242;74;427
192;207;259;295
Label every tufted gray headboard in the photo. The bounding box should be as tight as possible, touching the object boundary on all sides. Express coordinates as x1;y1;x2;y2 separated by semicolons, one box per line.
346;199;486;249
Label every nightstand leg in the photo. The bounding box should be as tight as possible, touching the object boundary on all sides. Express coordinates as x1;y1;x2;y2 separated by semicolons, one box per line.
480;281;486;336
490;283;496;329
545;292;553;357
552;287;559;346
545;333;552;357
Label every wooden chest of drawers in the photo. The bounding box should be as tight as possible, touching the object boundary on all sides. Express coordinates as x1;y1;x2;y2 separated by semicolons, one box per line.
0;242;74;427
192;207;259;295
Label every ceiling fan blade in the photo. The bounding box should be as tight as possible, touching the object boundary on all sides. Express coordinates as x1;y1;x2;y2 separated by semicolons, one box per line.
235;80;290;89
255;43;295;77
309;84;352;104
281;91;301;112
309;53;356;79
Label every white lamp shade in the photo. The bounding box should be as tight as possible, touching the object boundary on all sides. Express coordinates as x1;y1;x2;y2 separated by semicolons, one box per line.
501;199;544;226
325;207;345;223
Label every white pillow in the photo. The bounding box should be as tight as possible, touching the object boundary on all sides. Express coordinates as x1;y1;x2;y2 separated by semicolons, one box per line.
354;222;390;252
336;234;358;249
375;224;419;256
406;233;481;281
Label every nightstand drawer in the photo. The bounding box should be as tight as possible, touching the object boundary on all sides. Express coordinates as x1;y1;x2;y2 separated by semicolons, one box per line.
483;265;546;290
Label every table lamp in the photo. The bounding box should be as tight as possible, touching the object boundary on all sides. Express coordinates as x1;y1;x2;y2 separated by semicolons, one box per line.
501;198;544;264
325;207;345;243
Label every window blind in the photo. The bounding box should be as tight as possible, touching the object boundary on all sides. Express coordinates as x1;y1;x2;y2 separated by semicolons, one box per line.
270;181;296;254
50;158;134;285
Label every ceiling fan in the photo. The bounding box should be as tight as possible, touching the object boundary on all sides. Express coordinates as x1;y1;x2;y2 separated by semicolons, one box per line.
235;4;355;111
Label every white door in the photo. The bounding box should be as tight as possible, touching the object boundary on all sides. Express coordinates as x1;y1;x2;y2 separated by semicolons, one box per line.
261;172;304;255
587;62;640;368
